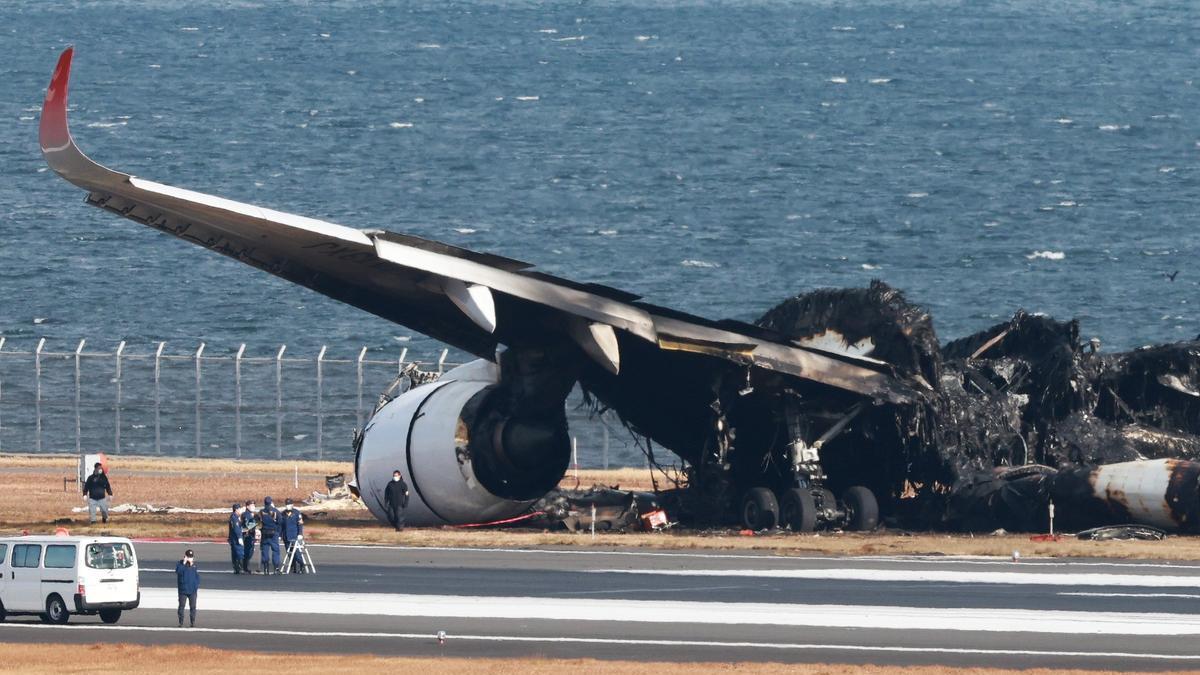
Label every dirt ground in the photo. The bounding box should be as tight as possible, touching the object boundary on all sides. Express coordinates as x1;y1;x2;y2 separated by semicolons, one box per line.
0;643;1173;675
3;453;1199;559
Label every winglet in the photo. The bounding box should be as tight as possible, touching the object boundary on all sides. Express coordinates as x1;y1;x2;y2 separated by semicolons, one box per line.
40;46;74;155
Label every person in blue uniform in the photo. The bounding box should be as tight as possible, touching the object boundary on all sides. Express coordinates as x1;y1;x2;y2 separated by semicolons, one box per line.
228;503;245;574
240;500;259;574
175;548;200;627
259;496;282;575
281;498;305;573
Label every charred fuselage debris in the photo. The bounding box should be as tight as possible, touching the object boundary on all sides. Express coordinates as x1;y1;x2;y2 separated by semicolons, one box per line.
748;281;1200;532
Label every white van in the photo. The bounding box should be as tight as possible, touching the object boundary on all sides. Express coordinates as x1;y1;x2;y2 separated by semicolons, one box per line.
0;535;139;624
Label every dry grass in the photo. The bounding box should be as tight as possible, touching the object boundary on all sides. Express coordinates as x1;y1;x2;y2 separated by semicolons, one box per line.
0;643;1168;674
3;453;1200;559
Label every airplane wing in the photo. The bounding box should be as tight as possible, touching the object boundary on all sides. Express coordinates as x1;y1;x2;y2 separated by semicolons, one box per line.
39;47;917;423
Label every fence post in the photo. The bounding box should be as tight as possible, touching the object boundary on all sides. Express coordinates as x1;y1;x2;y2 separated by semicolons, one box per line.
154;342;165;454
74;339;86;456
356;346;367;430
275;345;286;459
114;340;125;453
194;342;206;457
437;348;448;374
0;336;5;453
316;345;327;460
35;337;45;453
235;343;245;459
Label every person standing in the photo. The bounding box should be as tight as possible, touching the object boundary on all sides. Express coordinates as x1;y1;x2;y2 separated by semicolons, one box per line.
281;498;305;573
228;503;245;574
259;496;282;575
240;500;259;574
82;462;113;524
175;548;200;627
384;469;410;532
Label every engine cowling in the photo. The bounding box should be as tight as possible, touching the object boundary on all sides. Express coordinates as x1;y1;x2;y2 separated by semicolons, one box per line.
355;358;572;526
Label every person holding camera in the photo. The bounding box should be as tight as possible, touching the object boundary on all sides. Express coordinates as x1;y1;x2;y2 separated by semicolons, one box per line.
175;548;200;627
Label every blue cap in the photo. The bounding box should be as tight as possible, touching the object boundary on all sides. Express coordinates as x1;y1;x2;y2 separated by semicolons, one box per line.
232;503;241;510
264;496;273;505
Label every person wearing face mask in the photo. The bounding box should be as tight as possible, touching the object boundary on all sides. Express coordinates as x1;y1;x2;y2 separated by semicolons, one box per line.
82;462;114;524
175;548;200;627
239;500;260;574
384;469;410;532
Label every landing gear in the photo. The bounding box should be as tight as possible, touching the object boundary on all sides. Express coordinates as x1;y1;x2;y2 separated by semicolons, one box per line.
779;488;817;532
843;485;879;531
740;487;780;530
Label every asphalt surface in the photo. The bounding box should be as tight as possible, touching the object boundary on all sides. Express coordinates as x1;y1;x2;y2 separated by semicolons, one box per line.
4;541;1200;669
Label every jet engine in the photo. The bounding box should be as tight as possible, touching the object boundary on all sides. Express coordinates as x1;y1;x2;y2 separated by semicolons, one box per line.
355;357;573;526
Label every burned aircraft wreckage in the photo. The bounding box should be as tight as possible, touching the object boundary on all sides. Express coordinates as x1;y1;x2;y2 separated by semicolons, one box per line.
39;48;1200;534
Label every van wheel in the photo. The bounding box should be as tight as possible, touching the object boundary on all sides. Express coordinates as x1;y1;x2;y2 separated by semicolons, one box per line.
45;594;70;625
0;600;7;622
99;608;122;624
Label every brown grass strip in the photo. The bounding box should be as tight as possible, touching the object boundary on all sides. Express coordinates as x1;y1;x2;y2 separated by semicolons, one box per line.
0;642;1158;674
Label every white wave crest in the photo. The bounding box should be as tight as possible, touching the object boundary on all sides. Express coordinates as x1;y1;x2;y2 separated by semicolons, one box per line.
681;259;719;268
828;76;848;84
868;78;892;84
389;122;413;128
1027;250;1065;261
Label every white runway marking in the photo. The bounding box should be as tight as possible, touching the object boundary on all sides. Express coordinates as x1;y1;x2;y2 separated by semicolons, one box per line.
1060;592;1200;599
590;567;1200;588
135;588;1200;635
1;622;1198;661
143;540;1200;572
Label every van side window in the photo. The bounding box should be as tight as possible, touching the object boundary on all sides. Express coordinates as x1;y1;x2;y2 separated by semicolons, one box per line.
12;544;42;568
44;545;76;569
0;543;7;564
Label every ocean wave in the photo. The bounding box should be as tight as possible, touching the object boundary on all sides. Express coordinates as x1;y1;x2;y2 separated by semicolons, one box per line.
861;263;880;270
516;95;540;101
86;121;127;128
1055;118;1073;125
1027;250;1065;260
1098;124;1130;131
828;76;848;84
868;78;892;84
388;122;414;128
681;259;719;268
417;43;442;49
453;227;476;234
635;35;657;42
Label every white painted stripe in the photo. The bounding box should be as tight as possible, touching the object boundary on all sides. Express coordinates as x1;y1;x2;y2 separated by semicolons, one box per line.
590;567;1200;588
1;622;1197;661
137;540;1200;573
134;588;1200;635
1060;592;1200;599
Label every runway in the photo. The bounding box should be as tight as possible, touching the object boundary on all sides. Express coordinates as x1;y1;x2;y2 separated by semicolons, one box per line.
4;541;1200;668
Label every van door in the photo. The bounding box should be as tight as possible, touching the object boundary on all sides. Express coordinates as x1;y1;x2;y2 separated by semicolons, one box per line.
9;544;44;611
0;543;9;606
81;542;137;605
42;544;78;609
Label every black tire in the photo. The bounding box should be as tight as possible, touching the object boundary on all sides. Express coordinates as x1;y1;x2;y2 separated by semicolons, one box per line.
779;488;818;532
0;600;7;623
45;594;70;625
740;487;780;530
843;485;879;531
99;608;122;624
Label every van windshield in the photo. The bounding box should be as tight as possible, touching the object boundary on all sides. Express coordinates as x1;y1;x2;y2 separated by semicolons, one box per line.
85;543;134;570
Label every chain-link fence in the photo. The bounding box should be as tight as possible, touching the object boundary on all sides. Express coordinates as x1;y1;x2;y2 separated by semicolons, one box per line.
0;337;642;466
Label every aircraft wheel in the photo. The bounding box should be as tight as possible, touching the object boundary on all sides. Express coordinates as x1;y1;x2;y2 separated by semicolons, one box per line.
843;486;879;531
740;487;780;530
99;608;122;624
779;488;817;532
816;487;837;512
45;594;70;625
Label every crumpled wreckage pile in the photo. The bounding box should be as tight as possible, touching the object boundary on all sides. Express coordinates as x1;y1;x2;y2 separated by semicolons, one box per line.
757;281;1200;533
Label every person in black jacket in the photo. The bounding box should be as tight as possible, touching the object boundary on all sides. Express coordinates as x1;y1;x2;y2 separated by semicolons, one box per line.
82;462;113;524
384;469;410;531
175;548;200;627
228;503;245;574
259;496;282;575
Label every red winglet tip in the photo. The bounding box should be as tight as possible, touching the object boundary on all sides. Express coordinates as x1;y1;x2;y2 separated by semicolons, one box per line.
40;47;75;153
